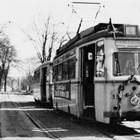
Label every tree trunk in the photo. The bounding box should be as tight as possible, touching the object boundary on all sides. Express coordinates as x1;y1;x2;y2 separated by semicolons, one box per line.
4;63;10;91
4;76;7;91
0;79;2;91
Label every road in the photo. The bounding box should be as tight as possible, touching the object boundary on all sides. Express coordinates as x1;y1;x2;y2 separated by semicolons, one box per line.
0;92;112;140
0;92;53;140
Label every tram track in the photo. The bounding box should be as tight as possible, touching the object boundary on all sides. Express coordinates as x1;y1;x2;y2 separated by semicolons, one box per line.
16;99;140;140
16;100;113;140
16;101;60;140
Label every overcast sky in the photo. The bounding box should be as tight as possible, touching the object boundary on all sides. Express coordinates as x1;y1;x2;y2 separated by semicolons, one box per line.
0;0;140;59
0;0;140;77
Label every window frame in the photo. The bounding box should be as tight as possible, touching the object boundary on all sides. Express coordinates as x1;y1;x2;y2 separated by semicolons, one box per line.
113;52;136;76
95;40;105;77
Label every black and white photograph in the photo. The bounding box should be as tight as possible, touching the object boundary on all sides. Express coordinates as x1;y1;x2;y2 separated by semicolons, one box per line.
0;0;140;139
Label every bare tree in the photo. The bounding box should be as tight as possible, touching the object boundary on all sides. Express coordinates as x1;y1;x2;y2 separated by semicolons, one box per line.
0;36;17;91
27;15;68;63
26;16;51;63
16;57;40;92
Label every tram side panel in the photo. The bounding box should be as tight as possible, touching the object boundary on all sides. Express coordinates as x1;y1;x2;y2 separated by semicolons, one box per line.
94;39;119;123
52;81;79;116
94;82;108;123
52;49;79;116
40;64;53;104
33;62;53;104
94;81;119;123
94;40;112;123
33;69;41;102
33;83;41;101
46;82;53;104
69;82;79;116
45;66;53;104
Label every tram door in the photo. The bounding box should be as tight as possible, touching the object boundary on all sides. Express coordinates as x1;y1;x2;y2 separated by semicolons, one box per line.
41;67;47;102
82;44;95;118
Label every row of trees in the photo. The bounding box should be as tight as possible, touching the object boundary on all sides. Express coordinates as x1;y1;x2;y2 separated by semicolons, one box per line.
18;57;40;92
0;32;17;91
0;15;72;92
17;16;71;92
27;15;70;63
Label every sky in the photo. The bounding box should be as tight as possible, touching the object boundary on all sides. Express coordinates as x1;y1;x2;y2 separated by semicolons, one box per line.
1;0;140;59
0;0;140;77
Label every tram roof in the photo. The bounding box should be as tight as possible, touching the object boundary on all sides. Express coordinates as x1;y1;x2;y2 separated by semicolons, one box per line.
55;22;139;58
34;61;52;73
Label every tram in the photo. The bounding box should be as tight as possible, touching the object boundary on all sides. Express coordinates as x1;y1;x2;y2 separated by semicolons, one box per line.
52;20;140;124
33;61;53;106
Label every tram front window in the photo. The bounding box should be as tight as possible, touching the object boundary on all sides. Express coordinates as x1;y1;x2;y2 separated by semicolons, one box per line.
113;52;135;76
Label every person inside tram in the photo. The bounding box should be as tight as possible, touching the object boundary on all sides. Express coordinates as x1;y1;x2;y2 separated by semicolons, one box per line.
96;49;105;77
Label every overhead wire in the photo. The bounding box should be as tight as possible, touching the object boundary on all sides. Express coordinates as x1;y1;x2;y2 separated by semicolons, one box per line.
67;1;84;36
67;0;105;32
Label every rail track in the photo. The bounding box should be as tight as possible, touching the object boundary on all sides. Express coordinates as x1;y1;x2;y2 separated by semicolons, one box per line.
16;101;60;140
16;97;140;140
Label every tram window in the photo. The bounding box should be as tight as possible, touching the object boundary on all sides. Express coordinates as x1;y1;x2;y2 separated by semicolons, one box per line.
68;57;76;79
62;61;68;80
53;66;58;81
138;53;140;74
113;53;135;76
46;68;49;82
34;71;40;83
57;64;63;81
113;53;121;76
96;41;105;77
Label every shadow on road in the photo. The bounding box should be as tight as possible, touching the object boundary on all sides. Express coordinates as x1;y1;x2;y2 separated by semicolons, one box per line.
0;92;112;140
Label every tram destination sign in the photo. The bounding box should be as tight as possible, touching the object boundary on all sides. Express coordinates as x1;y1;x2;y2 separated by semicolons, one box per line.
116;40;140;48
125;25;138;36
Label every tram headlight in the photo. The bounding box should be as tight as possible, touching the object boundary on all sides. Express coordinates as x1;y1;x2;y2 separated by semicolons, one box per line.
130;95;140;106
132;86;137;91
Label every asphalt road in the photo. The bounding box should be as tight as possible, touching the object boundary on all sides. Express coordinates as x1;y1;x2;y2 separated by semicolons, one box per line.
0;92;112;140
0;92;53;140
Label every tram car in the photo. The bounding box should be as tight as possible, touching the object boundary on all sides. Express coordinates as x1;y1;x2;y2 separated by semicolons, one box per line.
33;61;53;106
52;19;140;124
